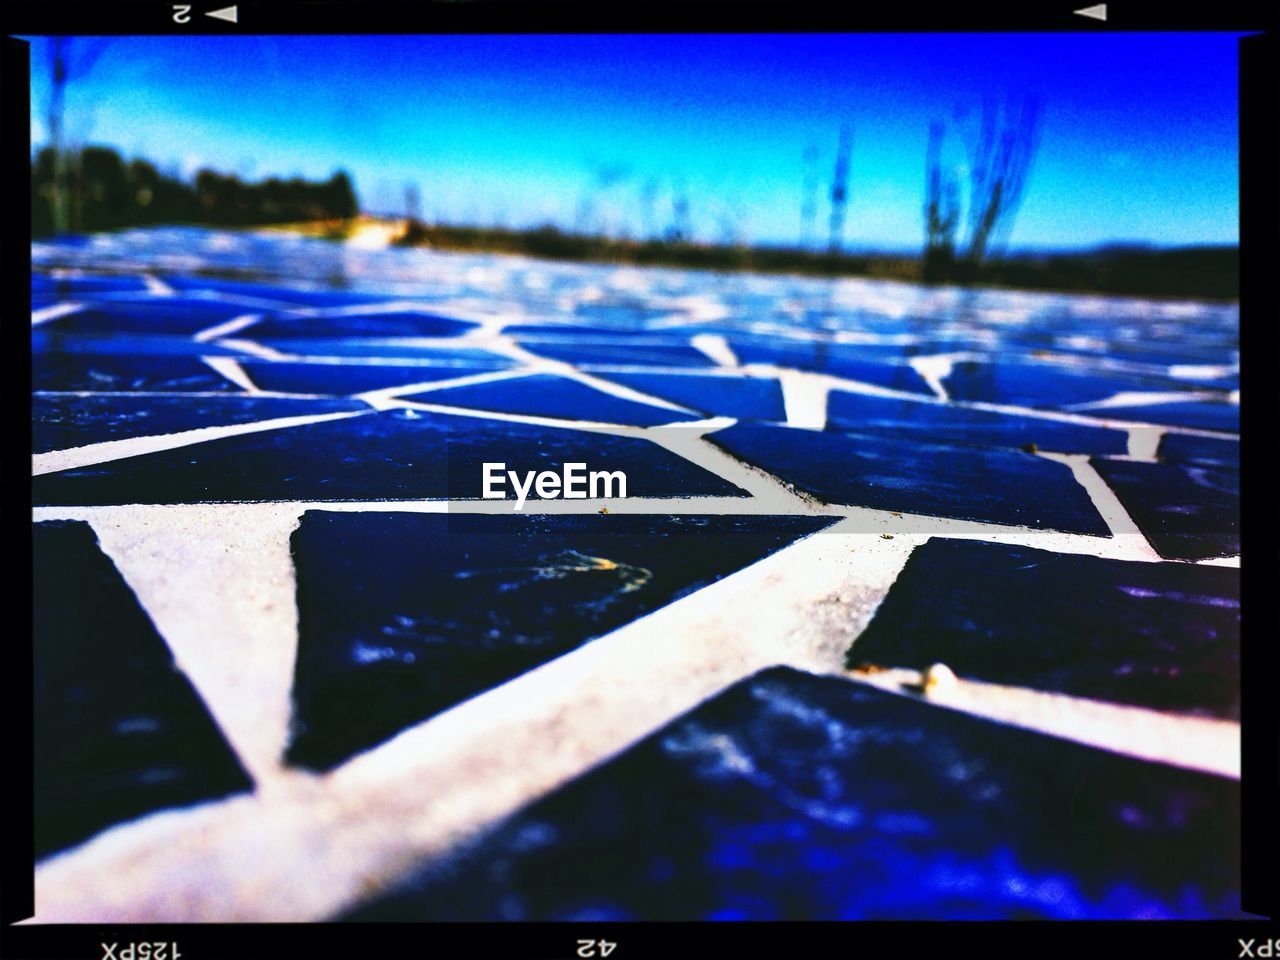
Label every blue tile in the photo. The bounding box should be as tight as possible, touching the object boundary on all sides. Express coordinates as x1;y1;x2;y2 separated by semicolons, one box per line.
942;360;1194;409
827;391;1128;455
32;273;150;295
288;513;837;770
246;311;477;339
250;339;507;361
33;354;241;393
240;360;510;395
1090;401;1239;434
849;538;1238;718
727;339;931;394
31;330;250;357
1093;459;1239;561
709;423;1109;535
1158;433;1239;469
32;395;366;454
33;409;749;506
516;339;717;368
34;521;253;859
594;372;787;422
158;275;398;307
413;374;701;426
340;667;1241;920
38;297;257;336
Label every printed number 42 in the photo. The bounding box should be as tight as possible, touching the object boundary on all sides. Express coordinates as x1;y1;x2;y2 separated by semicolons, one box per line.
577;940;617;958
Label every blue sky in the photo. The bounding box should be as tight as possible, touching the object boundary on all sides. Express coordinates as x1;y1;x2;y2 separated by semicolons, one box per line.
24;33;1240;251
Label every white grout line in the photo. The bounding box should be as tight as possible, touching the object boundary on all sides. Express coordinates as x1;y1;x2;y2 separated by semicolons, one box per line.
31;301;84;326
690;333;739;367
776;370;830;430
844;667;1239;779
214;338;295;361
1125;425;1165;460
201;356;260;393
141;274;175;296
354;368;535;407
194;313;263;343
1066;390;1225;411
1036;452;1160;561
81;504;306;789
906;353;956;401
32;410;370;475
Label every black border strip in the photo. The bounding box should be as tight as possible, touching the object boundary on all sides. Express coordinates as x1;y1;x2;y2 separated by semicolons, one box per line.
4;8;1277;959
1237;27;1279;923
2;32;35;932
1;0;1277;35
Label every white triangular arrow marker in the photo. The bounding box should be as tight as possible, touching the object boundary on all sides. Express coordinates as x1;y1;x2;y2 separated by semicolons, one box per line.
1074;4;1107;19
207;5;238;22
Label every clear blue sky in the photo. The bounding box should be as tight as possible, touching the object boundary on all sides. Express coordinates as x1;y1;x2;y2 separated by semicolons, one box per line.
24;33;1240;251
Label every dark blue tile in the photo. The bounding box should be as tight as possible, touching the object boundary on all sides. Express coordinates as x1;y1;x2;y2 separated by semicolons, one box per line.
942;360;1193;408
33;409;748;506
1158;433;1239;470
502;323;640;338
34;520;253;859
39;297;256;336
709;423;1109;535
1093;459;1239;561
516;339;717;368
32;395;366;454
594;372;787;422
158;275;398;307
246;311;478;339
827;391;1128;455
288;513;836;770
33;273;150;295
340;667;1241;920
849;538;1238;718
33;354;241;393
31;330;250;357
413;374;701;426
251;339;507;361
240;360;510;395
1090;401;1239;434
727;339;931;394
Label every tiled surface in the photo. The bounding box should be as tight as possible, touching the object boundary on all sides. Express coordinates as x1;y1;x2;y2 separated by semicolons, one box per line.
826;390;1129;455
1092;459;1240;561
342;668;1242;920
33;394;366;454
411;373;704;426
848;539;1239;718
34;520;253;859
29;230;1241;922
239;359;512;395
33;408;747;505
289;512;836;770
596;371;788;422
708;422;1111;534
33;354;241;393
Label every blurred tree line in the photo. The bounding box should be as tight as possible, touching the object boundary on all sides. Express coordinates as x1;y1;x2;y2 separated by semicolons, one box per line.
31;144;359;237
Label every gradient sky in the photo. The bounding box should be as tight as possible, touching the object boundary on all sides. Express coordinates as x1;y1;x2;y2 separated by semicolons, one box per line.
23;33;1241;251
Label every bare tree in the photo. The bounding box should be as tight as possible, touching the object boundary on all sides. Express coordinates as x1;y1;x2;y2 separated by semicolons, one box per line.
922;120;960;281
922;95;1040;280
800;140;820;250
404;182;421;222
827;124;853;254
667;179;691;244
957;95;1041;265
45;37;111;234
